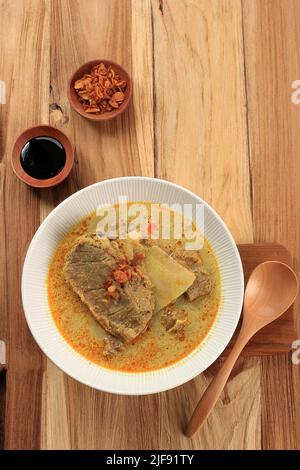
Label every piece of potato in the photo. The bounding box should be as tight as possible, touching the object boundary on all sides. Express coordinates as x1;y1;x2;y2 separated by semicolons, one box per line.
144;246;195;312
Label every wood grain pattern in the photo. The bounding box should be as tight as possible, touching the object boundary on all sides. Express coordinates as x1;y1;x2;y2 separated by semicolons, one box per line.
0;0;49;449
243;0;300;449
152;0;253;241
152;0;260;450
41;0;157;451
0;0;299;450
0;148;7;450
0;0;10;450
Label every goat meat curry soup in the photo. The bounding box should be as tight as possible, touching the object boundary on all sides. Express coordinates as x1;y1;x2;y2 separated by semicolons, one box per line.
47;203;221;372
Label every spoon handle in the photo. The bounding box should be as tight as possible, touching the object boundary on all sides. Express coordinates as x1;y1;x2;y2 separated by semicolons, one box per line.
185;330;251;438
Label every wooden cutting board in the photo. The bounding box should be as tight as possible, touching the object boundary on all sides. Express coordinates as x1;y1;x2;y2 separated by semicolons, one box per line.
224;243;296;356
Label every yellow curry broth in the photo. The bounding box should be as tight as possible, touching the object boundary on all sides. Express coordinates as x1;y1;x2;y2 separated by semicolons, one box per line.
47;205;221;372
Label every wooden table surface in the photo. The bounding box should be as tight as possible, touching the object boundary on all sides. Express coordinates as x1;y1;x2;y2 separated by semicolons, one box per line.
0;0;300;450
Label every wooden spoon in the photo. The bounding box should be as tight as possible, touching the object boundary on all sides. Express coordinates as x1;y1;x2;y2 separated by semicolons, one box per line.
185;261;298;438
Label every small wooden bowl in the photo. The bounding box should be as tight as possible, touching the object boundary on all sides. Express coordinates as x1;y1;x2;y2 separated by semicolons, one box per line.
11;125;75;188
67;59;133;121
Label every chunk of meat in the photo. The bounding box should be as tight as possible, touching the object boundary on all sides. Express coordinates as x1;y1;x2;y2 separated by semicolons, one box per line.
103;334;124;357
172;249;203;266
186;267;212;301
161;306;189;334
171;248;212;301
64;235;155;343
124;281;153;312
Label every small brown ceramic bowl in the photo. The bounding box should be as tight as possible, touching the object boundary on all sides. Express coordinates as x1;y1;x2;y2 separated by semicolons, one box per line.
11;125;75;188
67;59;132;121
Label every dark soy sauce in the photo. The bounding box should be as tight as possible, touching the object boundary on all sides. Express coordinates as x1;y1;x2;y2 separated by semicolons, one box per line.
20;136;66;179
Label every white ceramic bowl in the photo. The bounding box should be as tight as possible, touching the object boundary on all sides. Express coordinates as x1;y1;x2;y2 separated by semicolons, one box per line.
22;177;244;395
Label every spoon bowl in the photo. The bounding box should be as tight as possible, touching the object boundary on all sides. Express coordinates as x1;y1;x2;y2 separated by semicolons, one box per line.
244;261;299;323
